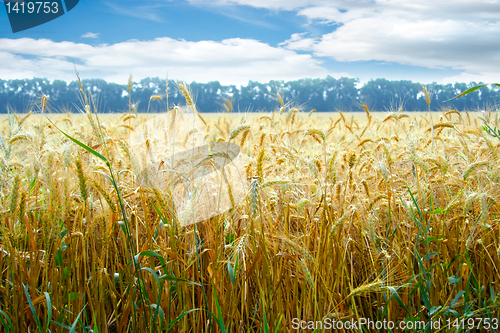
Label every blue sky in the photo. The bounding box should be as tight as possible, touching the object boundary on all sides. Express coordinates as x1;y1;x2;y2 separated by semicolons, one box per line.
1;0;499;86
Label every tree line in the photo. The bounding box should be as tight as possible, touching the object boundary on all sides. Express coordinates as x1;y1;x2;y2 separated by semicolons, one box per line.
1;76;499;113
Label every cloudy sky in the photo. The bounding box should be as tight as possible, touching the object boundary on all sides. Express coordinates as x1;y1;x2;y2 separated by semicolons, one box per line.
1;0;499;86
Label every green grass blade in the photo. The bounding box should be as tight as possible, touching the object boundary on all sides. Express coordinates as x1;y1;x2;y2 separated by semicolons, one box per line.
142;267;161;286
52;308;74;329
44;292;52;332
149;199;169;238
263;305;269;333
273;315;283;333
212;290;227;333
164;308;199;330
51;320;71;330
23;284;43;332
386;286;409;313
152;289;164;329
117;221;129;237
48;119;108;162
93;313;99;333
446;83;490;101
135;250;167;268
136;252;201;286
150;303;165;329
0;310;13;333
159;274;201;286
228;259;236;286
69;304;87;333
451;290;465;307
407;187;424;222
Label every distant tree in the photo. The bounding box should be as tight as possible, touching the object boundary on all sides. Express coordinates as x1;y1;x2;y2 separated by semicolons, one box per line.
324;76;359;111
1;77;498;114
360;79;407;111
190;81;226;112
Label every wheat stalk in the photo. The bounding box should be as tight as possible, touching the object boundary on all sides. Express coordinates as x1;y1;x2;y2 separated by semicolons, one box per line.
75;157;88;201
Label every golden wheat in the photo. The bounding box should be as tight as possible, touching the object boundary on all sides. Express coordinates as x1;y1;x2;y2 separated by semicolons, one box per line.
1;92;500;332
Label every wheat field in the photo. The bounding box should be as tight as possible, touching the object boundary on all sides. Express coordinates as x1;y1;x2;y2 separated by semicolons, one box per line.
0;85;500;332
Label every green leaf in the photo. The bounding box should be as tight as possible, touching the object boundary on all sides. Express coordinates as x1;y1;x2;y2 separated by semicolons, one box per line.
23;284;43;332
407;187;424;224
48;119;108;162
422;252;437;261
135;250;165;264
51;320;71;330
44;292;52;332
421;290;431;311
228;260;235;286
228;253;239;286
212;290;227;333
164;308;199;330
446;82;500;101
142;267;161;286
263;305;269;333
274;315;283;333
69;304;87;333
429;208;444;214
429;305;441;316
65;292;80;302
150;199;173;237
483;123;500;140
451;290;465;307
448;276;461;284
386;286;409;313
0;309;13;333
225;233;235;245
55;249;63;266
159;274;201;286
135;250;170;276
446;83;491;101
117;221;128;237
150;303;165;329
93;313;99;333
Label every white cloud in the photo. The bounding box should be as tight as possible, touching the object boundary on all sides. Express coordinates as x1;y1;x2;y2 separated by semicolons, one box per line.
187;0;329;11
4;0;498;87
279;33;316;51
305;16;500;81
81;32;100;38
0;37;346;86
104;2;166;22
440;72;500;86
204;0;500;83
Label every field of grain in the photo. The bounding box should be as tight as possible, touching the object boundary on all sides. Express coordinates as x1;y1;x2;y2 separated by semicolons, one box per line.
1;89;500;332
